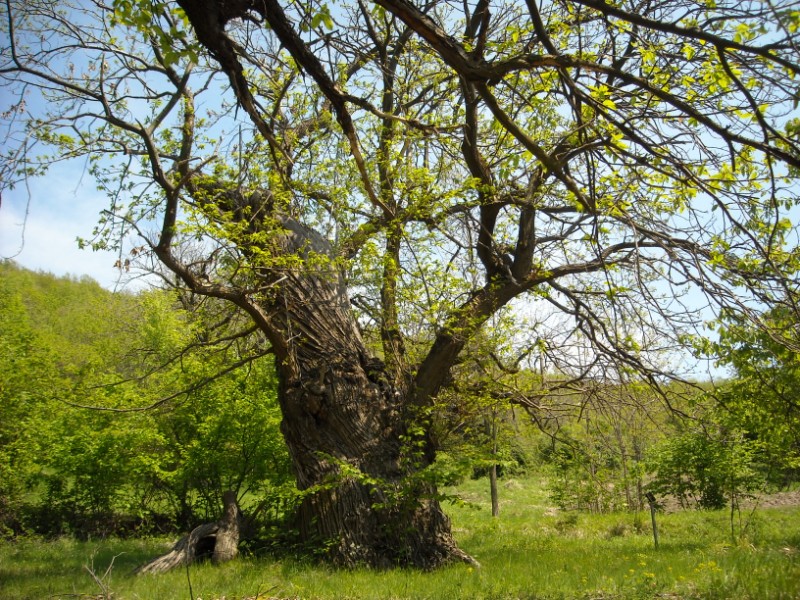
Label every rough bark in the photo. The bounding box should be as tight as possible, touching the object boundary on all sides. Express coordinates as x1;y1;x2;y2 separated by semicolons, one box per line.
278;361;474;568
262;217;475;568
136;491;242;574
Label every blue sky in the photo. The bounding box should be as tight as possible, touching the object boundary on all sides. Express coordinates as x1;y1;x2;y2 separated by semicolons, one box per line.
0;160;134;290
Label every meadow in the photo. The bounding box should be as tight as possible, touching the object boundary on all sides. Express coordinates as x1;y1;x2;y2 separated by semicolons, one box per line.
2;476;799;600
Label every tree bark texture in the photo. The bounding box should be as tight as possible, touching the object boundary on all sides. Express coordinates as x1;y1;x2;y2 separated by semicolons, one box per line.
263;218;473;568
277;354;471;568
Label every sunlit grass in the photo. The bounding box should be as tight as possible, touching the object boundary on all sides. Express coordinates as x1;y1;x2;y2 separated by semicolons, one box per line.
2;476;799;599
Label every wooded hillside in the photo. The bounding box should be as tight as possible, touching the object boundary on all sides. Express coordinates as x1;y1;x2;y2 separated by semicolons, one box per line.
0;261;291;539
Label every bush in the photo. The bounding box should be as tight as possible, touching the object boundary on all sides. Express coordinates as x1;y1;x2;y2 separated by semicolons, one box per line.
646;429;765;510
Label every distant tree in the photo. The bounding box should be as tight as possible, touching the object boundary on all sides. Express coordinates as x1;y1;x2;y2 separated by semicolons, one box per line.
702;306;800;484
0;262;133;534
0;264;55;534
539;380;666;513
648;306;800;519
2;0;799;566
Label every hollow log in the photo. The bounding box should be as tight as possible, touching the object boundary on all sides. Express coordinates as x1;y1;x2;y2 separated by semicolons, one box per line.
136;491;242;574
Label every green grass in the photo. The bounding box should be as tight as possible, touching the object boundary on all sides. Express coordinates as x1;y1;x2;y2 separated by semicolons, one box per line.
2;476;799;599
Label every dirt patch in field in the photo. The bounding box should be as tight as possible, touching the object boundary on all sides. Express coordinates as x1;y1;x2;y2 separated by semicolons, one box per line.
657;489;800;512
748;490;800;509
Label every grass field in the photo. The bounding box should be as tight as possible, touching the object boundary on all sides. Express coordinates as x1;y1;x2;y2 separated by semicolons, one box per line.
2;476;799;599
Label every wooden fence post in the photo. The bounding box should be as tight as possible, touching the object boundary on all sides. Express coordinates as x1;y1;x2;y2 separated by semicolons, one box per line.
645;491;659;550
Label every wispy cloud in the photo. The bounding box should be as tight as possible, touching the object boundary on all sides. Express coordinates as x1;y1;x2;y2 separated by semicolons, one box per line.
0;163;131;290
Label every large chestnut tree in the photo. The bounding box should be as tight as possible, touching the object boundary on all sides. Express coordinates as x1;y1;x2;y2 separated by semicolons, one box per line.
2;0;799;567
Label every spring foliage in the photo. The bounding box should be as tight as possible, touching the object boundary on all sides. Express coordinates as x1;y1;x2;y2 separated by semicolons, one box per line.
0;262;291;537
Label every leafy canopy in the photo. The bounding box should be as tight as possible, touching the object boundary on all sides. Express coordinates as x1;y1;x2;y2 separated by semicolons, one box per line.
1;0;799;396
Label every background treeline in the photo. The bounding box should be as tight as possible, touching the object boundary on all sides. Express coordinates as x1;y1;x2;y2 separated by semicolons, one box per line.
1;260;798;542
0;261;292;539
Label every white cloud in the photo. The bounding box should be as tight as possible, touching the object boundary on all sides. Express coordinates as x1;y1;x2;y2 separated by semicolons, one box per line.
0;164;135;290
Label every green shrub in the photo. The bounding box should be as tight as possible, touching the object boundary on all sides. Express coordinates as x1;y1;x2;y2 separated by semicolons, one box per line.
647;429;766;510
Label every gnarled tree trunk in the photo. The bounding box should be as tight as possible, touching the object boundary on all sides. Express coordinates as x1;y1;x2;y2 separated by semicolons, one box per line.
154;183;478;567
262;218;473;568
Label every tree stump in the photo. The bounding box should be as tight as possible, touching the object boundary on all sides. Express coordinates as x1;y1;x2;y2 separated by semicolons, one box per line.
136;491;242;574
